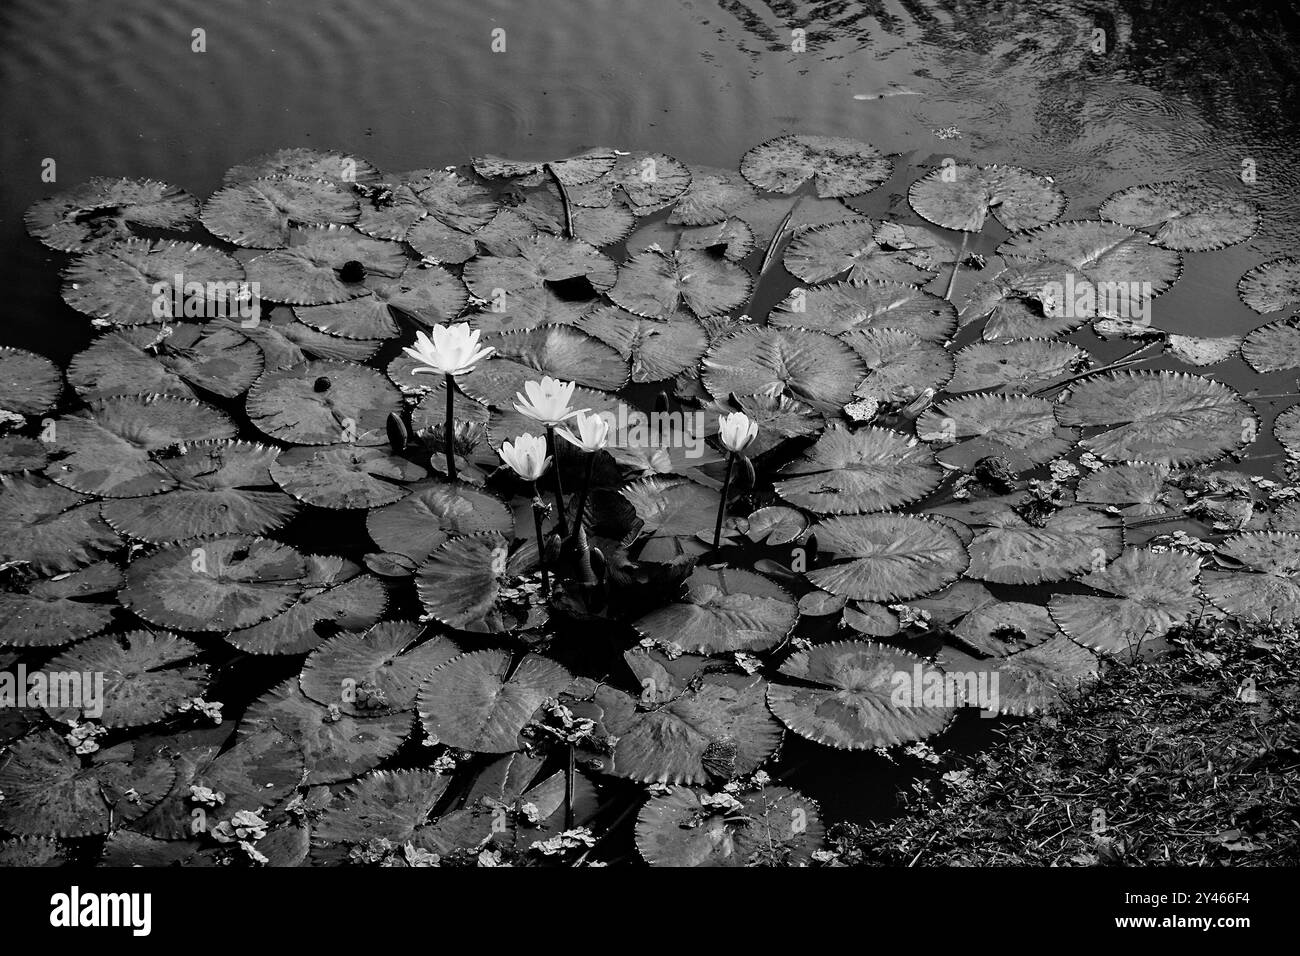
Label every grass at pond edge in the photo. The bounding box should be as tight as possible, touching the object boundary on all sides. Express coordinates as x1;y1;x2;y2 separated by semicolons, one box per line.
824;619;1300;866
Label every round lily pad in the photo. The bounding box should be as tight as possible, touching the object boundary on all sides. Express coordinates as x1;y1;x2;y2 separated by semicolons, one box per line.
0;560;121;648
1098;181;1257;252
702;326;866;414
1242;317;1300;373
246;359;403;446
223;148;382;186
462;234;617;304
782;220;946;286
909;163;1066;232
367;481;512;565
807;514;968;602
301;621;459;717
965;505;1122;585
1238;257;1300;314
842;327;954;403
576;306;709;383
314;769;451;845
606;248;752;319
775;424;941;514
633;566;797;654
458;324;628;405
636;785;823;866
669;166;760;226
917;393;1075;470
947;339;1086;394
740;135;892;198
294;263;467;339
269;444;426;509
0;347;61;415
415;532;540;633
566;151;692;216
244;226;409;305
202;176;360;248
770;280;957;342
0;475;121;574
26;177;198;253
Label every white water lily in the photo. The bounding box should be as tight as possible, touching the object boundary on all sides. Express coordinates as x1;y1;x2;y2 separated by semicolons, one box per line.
500;433;551;480
718;411;758;453
513;377;585;426
403;323;495;377
559;410;610;452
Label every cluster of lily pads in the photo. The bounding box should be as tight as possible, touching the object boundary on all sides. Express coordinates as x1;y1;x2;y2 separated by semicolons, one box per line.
1;136;1298;867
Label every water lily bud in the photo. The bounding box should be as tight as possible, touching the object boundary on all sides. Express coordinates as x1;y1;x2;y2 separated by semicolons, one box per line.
513;376;586;426
500;433;551;480
718;411;758;454
559;410;610;452
402;323;496;377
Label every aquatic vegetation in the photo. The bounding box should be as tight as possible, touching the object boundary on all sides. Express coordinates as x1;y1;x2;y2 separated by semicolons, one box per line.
0;140;1295;868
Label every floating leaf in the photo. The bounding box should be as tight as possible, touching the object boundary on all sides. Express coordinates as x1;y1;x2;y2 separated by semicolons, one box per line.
843;602;900;637
917;393;1075;470
301;621;459;717
621;477;721;563
246;359;403;446
314;770;451;845
0;560;120;648
566;152;692;216
607;248;752;319
947;339;1086;394
294;263;467;339
634;566;797;654
0;730;175;837
457;325;628;405
1242;317;1300;372
1049;548;1200;655
202;177;360;248
575;306;708;383
1238;257;1300;315
952;600;1058;656
418;650;570;753
472;148;620;186
0;347;60;415
775;425;941;514
513;188;636;247
121;535;310;632
225;558;387;655
239;679;411;784
842;328;954;403
0;435;48;473
908;163;1065;232
635;785;822;866
745;506;809;545
1056;370;1253;466
0;475;120;574
45;394;237;498
216;304;383;369
415;532;540;633
767;641;955;749
943;636;1100;715
1166;334;1240;367
269;444;425;509
62;239;246;326
702;327;865;414
25;177;198;252
771;280;957;342
807;515;968;601
782;220;946;285
244;226;408;306
965;505;1122;585
625;216;756;262
733;196;860;246
669;166;760;226
1276;405;1300;458
591;674;781;784
463;234;616;308
740;135;892;198
1075;462;1171;517
223;148;381;186
100;440;298;543
45;631;206;727
367;482;512;566
1098;182;1258;252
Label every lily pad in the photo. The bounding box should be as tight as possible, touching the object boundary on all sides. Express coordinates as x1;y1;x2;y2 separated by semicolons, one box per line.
1276;405;1300;458
472;148;620;187
740;135;892;198
842;328;954;403
566;152;692;216
121;535;311;632
1049;548;1200;655
807;514;968;601
634;566;797;654
0;475;121;574
294;263;467;339
463;234;617;305
269;444;426;509
702;326;866;414
669;166;760;226
1098;182;1258;252
621;477;721;563
1056;370;1254;466
767;641;956;749
457;325;628;405
1242;317;1300;373
202;177;360;248
1075;462;1172;517
952;600;1058;656
635;784;822;866
45;394;237;498
26;177;199;252
62;239;247;326
965;505;1122;585
418;650;571;753
244;226;408;306
223;148;382;186
771;280;957;342
367;482;512;565
45;631;206;727
607;248;752;319
246;359;404;446
947;339;1086;394
917;393;1075;470
314;770;451;845
575;306;709;383
415;532;540;633
0;347;61;415
1238;257;1300;314
908;163;1066;232
0;560;121;648
782;220;947;286
775;425;941;514
301;621;459;717
100;440;299;543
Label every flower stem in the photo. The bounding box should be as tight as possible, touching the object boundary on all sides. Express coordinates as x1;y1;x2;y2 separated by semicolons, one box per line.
565;743;576;830
444;373;458;482
532;481;549;594
712;451;736;549
545;426;569;537
571;452;596;538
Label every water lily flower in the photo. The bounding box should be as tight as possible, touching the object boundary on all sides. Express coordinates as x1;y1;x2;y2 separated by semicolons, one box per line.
499;433;551;481
403;323;495;377
513;377;585;426
718;411;758;454
559;410;611;452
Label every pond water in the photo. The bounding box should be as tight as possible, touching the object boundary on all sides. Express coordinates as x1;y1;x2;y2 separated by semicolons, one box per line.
1;0;1298;832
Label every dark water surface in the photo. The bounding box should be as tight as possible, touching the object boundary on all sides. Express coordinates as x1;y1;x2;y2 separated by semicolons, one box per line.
2;0;1298;825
